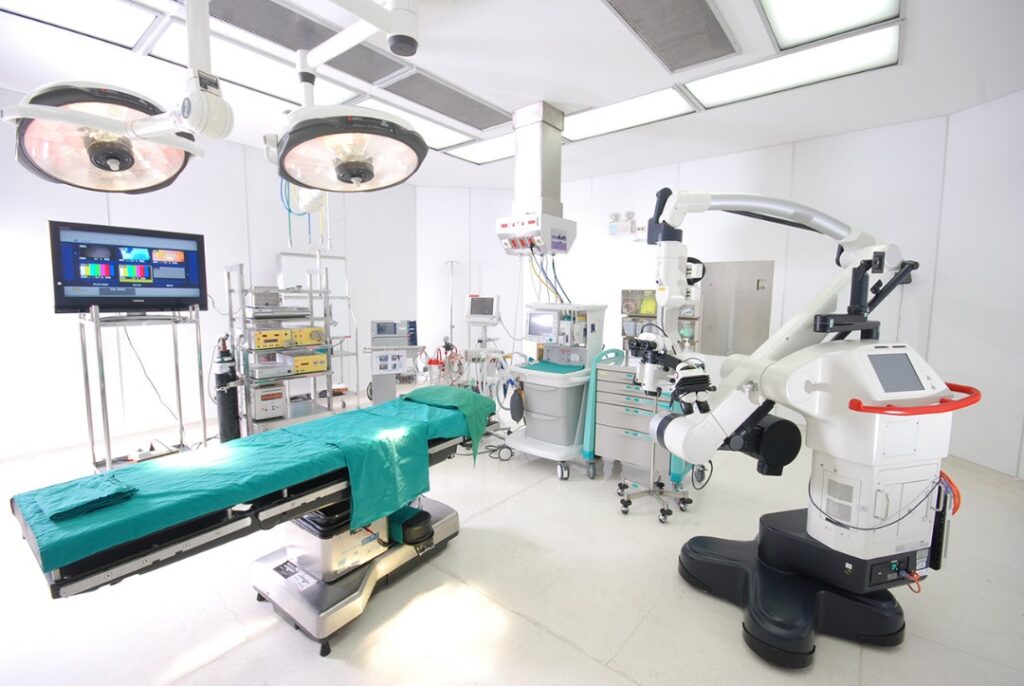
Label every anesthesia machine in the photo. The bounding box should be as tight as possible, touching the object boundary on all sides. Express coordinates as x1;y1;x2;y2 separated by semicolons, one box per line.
506;304;607;480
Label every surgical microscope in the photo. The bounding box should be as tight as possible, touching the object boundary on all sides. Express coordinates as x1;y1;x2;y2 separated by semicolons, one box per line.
644;190;980;667
633;188;716;413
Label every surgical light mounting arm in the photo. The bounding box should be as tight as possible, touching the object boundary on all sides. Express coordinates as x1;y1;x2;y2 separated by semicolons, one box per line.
0;0;232;156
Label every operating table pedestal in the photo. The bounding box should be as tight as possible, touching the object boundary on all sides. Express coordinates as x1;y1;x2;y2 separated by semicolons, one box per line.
252;497;459;656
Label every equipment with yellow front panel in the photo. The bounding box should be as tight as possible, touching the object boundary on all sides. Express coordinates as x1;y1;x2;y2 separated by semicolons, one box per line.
281;352;328;374
290;327;326;346
252;329;293;350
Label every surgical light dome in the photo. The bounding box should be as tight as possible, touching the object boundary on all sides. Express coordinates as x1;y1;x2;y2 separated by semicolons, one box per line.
273;106;427;192
14;83;193;194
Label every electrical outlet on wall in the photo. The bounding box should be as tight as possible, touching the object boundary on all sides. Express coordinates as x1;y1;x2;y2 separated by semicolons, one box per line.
609;211;637;235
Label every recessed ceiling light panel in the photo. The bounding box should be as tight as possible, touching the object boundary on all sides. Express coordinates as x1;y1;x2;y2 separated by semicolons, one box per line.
360;98;471;150
685;24;900;108
759;0;900;49
0;0;157;48
446;133;515;165
562;89;694;142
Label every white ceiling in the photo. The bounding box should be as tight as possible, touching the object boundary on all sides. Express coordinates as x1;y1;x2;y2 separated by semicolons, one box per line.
1;0;1023;189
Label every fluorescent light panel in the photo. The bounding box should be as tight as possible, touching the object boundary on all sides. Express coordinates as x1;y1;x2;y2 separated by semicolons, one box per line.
446;133;515;164
562;89;694;142
0;0;157;47
359;98;471;150
760;0;900;49
686;24;900;108
152;22;356;105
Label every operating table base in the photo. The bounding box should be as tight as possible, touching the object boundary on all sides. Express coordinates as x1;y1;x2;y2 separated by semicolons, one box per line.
678;509;906;668
252;498;459;657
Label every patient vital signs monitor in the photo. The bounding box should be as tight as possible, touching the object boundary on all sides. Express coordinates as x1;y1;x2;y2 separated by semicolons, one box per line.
49;220;207;313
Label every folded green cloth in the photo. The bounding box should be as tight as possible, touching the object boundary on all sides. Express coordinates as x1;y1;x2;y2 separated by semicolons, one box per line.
402;386;496;458
519;360;585;374
35;473;138;522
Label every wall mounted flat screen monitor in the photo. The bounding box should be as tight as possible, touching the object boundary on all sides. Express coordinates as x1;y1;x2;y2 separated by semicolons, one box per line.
50;220;207;313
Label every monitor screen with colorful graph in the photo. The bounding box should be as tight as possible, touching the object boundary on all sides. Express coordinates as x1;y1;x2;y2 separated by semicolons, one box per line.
49;221;207;313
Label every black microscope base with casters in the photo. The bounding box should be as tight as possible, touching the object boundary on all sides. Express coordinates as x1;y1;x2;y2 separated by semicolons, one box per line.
678;509;907;668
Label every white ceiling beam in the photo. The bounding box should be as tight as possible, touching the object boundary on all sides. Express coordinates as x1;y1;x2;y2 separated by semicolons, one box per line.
307;20;379;68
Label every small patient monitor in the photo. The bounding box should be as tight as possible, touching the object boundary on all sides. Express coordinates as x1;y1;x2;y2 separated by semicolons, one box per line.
527;311;557;341
467;295;501;325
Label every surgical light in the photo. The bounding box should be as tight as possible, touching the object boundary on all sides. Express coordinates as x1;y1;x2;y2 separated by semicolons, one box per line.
272;106;427;192
685;24;900;108
0;0;231;193
561;89;694;142
446;133;515;164
759;0;900;49
14;83;192;194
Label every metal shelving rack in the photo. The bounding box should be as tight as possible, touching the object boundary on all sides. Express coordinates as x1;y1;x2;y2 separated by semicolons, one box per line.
225;263;356;435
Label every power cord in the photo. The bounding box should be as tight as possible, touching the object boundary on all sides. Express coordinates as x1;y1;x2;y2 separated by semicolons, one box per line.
806;478;940;532
692;459;713;490
486;443;515;461
123;329;179;424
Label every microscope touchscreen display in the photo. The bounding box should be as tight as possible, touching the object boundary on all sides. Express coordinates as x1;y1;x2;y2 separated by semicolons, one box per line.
868;353;924;393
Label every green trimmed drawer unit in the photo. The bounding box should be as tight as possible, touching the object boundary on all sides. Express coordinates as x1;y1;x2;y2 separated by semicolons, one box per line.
594;363;672;471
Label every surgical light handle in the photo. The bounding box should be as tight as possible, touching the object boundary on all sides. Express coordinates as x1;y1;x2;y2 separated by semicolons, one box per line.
849;383;981;415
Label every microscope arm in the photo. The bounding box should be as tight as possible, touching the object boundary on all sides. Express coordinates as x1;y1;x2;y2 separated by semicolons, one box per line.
650;192;903;466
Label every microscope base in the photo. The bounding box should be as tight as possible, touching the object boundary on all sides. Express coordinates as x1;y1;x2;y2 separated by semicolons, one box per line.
678;509;906;668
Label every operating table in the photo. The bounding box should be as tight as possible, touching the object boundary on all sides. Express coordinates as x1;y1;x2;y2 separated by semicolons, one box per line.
10;393;494;656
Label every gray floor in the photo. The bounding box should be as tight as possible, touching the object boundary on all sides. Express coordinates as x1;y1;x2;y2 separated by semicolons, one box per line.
1;438;1022;685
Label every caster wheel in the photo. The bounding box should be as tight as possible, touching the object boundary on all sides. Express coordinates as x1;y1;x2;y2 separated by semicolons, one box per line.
616;489;625;497
620;507;629;515
587;461;597;479
320;642;331;658
658;514;667;523
677;497;693;512
655;480;665;491
556;462;570;480
256;592;266;603
660;507;672;519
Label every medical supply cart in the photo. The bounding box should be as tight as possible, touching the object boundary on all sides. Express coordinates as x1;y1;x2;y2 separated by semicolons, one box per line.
593;362;694;521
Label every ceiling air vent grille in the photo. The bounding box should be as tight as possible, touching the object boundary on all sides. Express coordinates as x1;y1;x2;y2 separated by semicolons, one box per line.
209;0;405;82
603;0;735;73
384;72;510;130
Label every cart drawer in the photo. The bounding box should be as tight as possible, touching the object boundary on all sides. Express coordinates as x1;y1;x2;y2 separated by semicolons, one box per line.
597;379;647;397
595;403;653;432
595;390;657;410
595;424;655;468
596;366;637;384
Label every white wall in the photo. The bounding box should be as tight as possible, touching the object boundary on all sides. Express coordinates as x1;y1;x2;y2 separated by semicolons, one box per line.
930;90;1024;477
415;187;517;357
0;87;417;459
417;97;1024;476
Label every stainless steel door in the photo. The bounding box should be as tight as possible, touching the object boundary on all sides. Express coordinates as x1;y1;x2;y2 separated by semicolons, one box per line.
700;260;774;356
